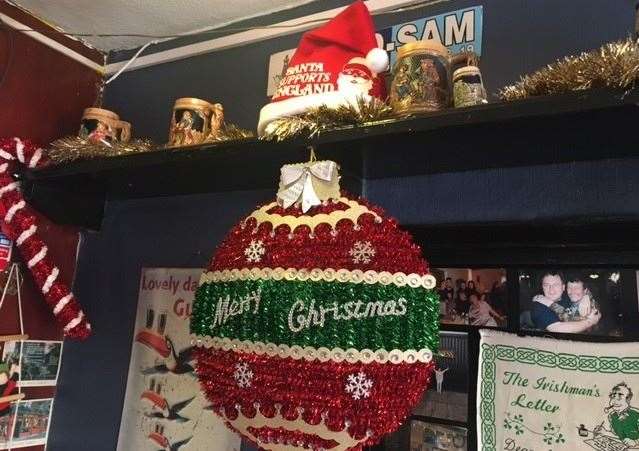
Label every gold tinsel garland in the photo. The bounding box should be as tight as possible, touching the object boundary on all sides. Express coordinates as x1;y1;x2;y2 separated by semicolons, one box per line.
261;97;396;142
47;137;155;164
206;123;254;143
500;38;639;101
46;123;254;164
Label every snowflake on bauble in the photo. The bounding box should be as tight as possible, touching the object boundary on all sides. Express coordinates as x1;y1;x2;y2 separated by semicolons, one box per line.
349;241;376;264
244;240;266;263
345;371;373;400
234;362;254;388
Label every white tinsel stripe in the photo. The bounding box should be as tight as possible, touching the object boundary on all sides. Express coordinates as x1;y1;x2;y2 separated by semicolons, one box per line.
0;181;18;198
14;138;25;163
53;293;73;315
0;163;7;173
63;312;84;332
191;334;434;365
42;267;59;294
16;224;37;246
27;245;47;268
5;200;25;222
0;149;14;161
200;267;437;290
29;148;43;168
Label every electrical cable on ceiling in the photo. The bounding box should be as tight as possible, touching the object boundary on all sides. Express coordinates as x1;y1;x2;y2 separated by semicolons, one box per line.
104;39;159;84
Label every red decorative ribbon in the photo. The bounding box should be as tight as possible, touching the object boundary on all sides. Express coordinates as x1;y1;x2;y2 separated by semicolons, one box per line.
0;137;91;339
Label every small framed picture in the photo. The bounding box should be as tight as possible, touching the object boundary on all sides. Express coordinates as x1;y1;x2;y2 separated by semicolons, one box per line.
2;341;63;387
18;341;63;387
431;268;508;327
0;403;17;448
410;420;468;451
10;399;54;449
413;331;468;422
0;341;20;408
519;268;623;336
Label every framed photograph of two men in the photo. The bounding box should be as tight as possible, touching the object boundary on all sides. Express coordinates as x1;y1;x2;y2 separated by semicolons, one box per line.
518;268;623;337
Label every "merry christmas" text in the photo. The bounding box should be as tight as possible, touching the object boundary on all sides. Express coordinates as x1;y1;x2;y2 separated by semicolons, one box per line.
211;290;261;329
287;298;408;333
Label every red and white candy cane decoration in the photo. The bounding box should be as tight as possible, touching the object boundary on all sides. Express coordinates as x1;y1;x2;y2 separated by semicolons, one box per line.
0;137;91;339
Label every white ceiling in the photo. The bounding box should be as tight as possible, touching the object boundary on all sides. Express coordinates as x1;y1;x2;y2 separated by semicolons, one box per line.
13;0;317;51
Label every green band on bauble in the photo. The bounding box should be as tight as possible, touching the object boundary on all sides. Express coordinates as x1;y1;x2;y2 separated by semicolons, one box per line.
191;279;440;353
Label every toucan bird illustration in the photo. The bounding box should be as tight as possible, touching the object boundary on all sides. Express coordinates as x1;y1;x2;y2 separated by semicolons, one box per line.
140;336;194;375
144;396;194;423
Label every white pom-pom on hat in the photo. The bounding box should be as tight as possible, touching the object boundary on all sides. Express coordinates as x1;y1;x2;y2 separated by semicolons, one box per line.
366;47;389;74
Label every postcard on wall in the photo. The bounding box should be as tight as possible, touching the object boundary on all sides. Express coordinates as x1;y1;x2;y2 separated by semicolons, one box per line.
0;341;20;375
0;402;17;450
9;399;54;449
0;340;20;450
519;268;623;337
18;341;63;387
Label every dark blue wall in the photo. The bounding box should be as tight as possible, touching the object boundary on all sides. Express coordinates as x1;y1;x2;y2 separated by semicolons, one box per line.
48;190;272;450
50;1;639;450
365;158;639;225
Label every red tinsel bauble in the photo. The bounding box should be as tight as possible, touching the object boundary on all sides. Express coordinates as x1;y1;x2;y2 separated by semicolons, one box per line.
192;161;439;450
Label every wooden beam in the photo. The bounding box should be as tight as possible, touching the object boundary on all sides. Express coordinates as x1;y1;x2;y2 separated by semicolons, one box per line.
0;393;25;404
0;2;103;63
0;334;28;342
0;2;104;72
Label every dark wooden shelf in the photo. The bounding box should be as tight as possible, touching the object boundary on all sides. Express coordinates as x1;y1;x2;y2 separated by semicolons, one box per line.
22;89;639;229
408;220;639;267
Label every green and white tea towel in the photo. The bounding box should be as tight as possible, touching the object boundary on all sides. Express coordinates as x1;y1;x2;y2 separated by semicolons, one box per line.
478;330;639;450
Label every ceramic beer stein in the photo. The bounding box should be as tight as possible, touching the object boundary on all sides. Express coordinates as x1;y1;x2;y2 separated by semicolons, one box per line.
79;107;131;144
390;40;472;114
453;65;487;107
168;98;225;147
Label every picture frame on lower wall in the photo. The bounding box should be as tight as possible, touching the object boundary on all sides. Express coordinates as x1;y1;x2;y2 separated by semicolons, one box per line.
409;419;468;451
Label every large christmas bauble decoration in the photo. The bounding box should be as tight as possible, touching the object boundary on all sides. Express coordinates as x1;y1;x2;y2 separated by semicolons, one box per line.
192;160;439;450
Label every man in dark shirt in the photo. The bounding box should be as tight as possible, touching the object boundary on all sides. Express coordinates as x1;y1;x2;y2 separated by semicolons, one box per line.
439;277;454;310
531;271;599;333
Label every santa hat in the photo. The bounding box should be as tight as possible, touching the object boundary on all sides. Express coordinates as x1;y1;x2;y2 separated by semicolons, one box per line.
258;0;389;135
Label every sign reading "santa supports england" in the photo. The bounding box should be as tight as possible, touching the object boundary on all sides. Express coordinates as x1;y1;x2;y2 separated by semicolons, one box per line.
267;6;483;96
